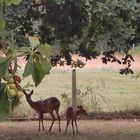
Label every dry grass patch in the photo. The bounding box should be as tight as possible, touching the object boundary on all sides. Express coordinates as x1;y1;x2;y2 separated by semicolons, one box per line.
0;120;140;140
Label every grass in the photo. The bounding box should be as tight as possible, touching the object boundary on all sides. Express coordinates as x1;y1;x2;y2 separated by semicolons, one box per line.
130;45;140;55
14;69;140;117
0;120;140;140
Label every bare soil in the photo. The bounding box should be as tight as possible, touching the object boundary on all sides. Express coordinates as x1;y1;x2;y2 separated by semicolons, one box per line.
16;55;140;72
1;50;140;71
0;120;140;140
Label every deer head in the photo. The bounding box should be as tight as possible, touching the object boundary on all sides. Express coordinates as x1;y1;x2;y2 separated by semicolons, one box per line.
77;105;87;116
23;90;34;102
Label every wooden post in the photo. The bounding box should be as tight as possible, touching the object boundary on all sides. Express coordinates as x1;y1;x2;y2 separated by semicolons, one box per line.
100;43;103;56
72;69;76;111
132;44;135;53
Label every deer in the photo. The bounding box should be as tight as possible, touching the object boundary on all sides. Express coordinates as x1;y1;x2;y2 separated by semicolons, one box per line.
23;90;61;132
65;105;87;134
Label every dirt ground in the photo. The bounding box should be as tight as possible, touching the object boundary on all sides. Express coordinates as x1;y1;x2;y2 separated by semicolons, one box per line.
1;50;140;71
0;120;140;140
16;55;140;72
53;55;140;72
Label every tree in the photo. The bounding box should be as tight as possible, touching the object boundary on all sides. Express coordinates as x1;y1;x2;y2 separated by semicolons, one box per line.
2;0;140;61
85;0;140;74
1;0;139;87
31;0;140;71
0;0;52;120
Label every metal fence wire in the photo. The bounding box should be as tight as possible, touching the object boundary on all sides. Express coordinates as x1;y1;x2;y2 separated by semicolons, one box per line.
15;68;140;118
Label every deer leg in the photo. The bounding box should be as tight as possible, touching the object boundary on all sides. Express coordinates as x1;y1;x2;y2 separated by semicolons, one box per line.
39;119;41;131
39;113;41;131
71;119;75;134
40;113;45;131
55;109;61;132
65;118;70;134
74;117;79;133
49;112;55;132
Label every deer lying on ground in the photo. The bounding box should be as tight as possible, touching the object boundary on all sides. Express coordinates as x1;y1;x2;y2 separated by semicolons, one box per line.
23;90;61;132
65;105;87;134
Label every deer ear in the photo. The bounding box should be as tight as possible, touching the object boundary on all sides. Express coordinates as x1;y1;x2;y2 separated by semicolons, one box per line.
78;105;83;109
23;90;27;95
30;90;34;95
77;105;81;108
81;105;84;108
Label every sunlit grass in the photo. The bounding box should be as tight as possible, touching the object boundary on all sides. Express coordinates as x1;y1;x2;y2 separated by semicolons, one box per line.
130;45;140;55
16;69;140;117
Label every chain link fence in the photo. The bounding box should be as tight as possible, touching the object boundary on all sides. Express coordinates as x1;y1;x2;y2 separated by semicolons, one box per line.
13;68;140;119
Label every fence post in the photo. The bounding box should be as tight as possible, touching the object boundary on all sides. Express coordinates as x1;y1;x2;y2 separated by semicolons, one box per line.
72;69;77;111
100;42;103;56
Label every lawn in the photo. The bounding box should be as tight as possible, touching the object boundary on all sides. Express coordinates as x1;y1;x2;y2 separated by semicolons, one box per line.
0;120;140;140
14;69;140;118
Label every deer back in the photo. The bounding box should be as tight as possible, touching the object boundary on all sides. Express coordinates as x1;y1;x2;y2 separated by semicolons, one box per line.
40;97;60;113
66;107;75;119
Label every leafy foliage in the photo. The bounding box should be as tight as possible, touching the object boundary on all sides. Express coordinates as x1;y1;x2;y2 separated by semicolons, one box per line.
31;0;140;71
0;0;139;87
0;34;52;87
22;39;52;86
0;0;53;120
2;0;140;71
0;82;22;121
0;56;13;77
0;0;22;29
0;83;9;121
4;0;34;34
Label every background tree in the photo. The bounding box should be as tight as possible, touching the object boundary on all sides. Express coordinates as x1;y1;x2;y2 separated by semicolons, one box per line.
5;0;138;70
5;0;140;68
86;0;140;74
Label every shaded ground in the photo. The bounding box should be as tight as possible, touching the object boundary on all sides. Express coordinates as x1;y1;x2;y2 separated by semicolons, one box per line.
0;120;140;140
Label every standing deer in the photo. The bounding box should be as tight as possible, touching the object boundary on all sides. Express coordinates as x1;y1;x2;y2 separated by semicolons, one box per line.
65;105;87;134
23;90;61;132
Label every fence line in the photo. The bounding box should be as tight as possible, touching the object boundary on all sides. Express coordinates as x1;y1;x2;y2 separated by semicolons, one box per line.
14;69;140;118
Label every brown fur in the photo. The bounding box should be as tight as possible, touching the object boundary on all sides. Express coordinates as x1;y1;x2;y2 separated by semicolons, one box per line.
65;105;87;134
23;90;61;132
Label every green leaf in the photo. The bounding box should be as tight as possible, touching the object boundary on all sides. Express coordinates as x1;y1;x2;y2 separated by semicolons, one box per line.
0;17;5;29
31;54;52;87
6;47;15;56
0;56;13;78
31;58;45;87
5;0;22;6
0;4;5;29
12;0;22;5
23;53;52;86
37;55;52;74
34;0;40;4
36;43;52;58
18;47;30;53
0;29;8;41
23;55;33;78
0;1;4;4
0;84;10;121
